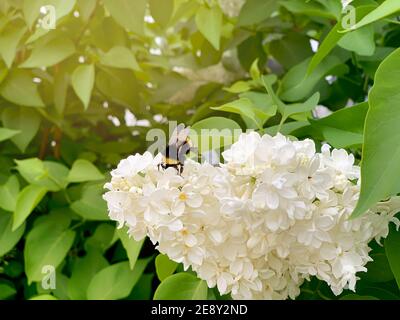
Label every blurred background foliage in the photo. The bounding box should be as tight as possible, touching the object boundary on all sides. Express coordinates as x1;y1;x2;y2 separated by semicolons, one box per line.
1;0;400;300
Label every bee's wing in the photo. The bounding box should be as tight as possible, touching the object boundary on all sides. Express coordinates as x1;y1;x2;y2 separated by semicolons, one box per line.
177;126;190;144
168;124;185;145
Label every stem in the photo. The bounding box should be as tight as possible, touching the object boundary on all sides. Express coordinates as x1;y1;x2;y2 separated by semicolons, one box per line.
63;190;72;204
363;75;369;93
53;126;62;159
39;127;50;159
277;118;285;133
70;220;86;231
317;290;332;300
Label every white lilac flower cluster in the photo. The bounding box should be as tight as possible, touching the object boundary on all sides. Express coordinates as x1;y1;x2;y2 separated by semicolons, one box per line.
103;132;400;300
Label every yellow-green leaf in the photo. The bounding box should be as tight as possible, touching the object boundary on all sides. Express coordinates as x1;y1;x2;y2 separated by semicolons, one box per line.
24;219;75;283
154;273;208;300
67;159;104;183
0;175;19;212
13;185;47;231
71;64;95;110
20;36;75;68
0;70;45;107
0;211;25;257
100;46;141;72
195;6;222;50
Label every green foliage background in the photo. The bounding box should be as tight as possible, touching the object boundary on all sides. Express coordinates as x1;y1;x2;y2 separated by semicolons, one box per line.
1;0;400;300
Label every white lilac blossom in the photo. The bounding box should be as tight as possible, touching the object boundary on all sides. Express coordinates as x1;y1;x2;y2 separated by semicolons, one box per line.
103;132;400;300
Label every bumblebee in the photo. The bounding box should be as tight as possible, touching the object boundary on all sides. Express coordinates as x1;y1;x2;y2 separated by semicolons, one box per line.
160;124;193;174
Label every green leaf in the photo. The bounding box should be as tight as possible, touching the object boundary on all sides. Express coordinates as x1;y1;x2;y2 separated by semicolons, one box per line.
344;0;400;31
211;98;268;129
338;4;379;57
307;24;344;75
270;33;313;70
95;68;139;108
0;24;27;68
100;46;141;72
280;56;346;102
68;250;109;300
0;70;45;107
87;259;151;300
195;6;222;50
385;225;400;288
35;271;69;299
54;71;69;115
263;77;319;127
0;175;19;212
339;25;375;56
352;48;400;218
154;272;208;300
265;121;310;136
13;185;47;231
249;59;260;82
280;0;336;19
307;5;377;74
281;93;320;123
0;211;25;257
356;286;400;300
15;158;48;185
76;0;97;21
237;0;277;26
24;219;75;283
1;107;41;152
340;294;379;300
155;254;178;281
34;208;72;230
67;159;104;183
190;117;241;153
15;158;69;192
0;282;17;300
311;102;368;148
224;81;251;93
85;223;116;253
70;183;108;220
103;0;146;35
117;226;144;270
0;68;7;84
29;295;58;300
71;64;95;110
128;273;154;300
23;0;77;29
364;252;394;283
20;36;75;68
239;91;277;118
0;127;20;142
149;0;174;27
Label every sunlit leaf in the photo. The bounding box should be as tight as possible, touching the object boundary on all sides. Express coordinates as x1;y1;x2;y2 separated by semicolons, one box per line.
195;6;222;50
24;219;75;283
71;64;95;110
352;48;400;218
0;70;45;107
13;185;47;231
154;273;208;300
